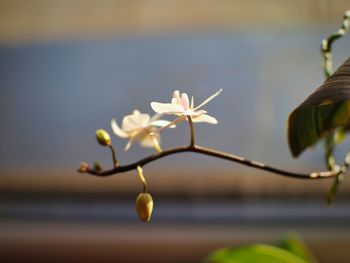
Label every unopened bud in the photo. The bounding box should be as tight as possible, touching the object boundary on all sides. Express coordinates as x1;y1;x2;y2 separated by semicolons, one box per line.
136;192;153;222
96;129;111;146
94;162;102;172
78;162;90;173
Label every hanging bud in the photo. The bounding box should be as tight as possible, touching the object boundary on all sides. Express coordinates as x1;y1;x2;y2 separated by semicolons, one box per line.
95;129;111;146
136;192;153;222
78;162;90;173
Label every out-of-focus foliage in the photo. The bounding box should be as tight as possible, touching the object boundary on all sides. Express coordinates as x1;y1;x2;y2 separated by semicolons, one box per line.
288;57;350;157
204;234;316;263
276;233;316;263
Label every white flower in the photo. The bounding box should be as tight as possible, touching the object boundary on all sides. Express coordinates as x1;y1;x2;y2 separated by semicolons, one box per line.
111;110;173;151
151;89;222;126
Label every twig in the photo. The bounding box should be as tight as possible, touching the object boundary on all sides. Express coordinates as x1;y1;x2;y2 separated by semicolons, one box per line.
85;143;341;179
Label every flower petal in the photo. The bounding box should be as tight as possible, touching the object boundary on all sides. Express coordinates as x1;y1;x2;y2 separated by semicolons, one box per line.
153;115;186;133
188;109;207;116
122;112;150;131
133;109;141;115
181;93;190;110
173;90;181;100
111;119;129;138
192;114;218;124
150;119;176;128
171;90;182;105
151;102;184;114
149;113;161;122
194;89;222;110
139;133;160;148
124;138;135;151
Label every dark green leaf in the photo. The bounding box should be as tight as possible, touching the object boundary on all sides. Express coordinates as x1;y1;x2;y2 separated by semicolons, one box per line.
288;57;350;157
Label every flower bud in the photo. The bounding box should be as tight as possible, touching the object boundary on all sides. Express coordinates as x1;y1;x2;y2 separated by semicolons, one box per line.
136;192;153;222
78;162;90;173
94;162;102;172
95;129;111;146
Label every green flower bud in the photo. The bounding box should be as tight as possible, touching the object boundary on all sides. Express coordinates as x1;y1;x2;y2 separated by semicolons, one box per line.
136;192;153;222
95;129;111;146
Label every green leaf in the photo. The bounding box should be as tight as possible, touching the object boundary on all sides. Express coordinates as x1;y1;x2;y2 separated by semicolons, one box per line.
288;101;350;157
333;127;348;145
204;244;310;263
276;233;317;263
288;57;350;157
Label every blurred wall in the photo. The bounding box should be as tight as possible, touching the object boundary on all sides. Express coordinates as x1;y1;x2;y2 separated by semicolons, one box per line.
0;0;349;43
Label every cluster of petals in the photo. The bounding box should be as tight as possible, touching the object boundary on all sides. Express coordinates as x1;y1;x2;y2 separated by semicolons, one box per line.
111;110;171;151
111;89;222;150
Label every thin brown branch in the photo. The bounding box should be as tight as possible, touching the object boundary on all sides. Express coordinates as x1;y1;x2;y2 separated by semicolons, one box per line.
85;144;340;179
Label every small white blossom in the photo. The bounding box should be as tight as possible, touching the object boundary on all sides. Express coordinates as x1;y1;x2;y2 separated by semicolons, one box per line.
111;110;172;151
151;89;222;126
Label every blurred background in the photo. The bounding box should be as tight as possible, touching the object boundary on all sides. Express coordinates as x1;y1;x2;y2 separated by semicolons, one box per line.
0;0;350;262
